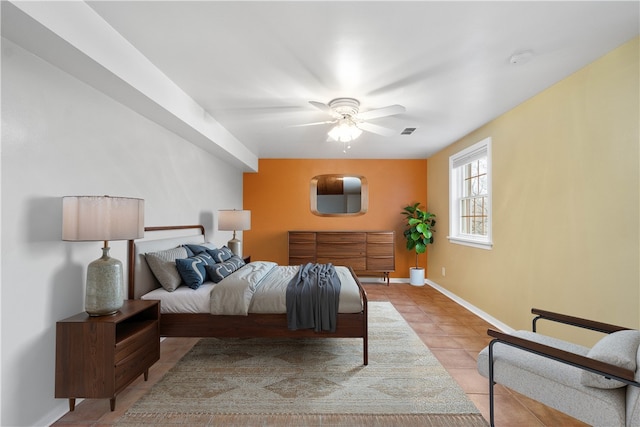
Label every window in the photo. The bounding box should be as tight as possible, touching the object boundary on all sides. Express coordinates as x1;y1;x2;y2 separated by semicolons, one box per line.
448;137;493;249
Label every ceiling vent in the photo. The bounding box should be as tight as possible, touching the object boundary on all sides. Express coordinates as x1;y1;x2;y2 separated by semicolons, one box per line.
401;127;417;135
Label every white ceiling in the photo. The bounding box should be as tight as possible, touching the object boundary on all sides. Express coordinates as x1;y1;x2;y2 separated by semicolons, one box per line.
8;2;640;160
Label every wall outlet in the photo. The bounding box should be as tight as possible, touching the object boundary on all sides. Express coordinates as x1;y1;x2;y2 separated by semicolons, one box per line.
441;267;446;277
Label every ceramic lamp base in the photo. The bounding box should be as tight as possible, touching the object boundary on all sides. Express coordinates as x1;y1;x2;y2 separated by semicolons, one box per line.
227;238;242;258
85;247;124;316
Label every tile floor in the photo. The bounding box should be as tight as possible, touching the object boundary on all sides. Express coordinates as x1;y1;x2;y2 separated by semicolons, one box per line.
51;283;588;426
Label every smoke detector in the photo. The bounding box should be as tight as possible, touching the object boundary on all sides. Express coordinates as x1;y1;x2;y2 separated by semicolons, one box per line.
509;50;534;65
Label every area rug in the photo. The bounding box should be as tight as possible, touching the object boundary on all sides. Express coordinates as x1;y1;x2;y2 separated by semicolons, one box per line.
117;302;487;426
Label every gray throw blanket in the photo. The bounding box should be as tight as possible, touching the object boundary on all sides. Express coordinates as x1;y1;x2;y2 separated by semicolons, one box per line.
286;263;341;332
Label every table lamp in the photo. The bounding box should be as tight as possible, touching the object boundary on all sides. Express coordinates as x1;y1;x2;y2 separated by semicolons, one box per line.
218;209;251;257
62;196;144;316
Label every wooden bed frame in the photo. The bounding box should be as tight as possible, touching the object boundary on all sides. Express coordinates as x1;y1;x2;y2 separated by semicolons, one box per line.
127;225;369;365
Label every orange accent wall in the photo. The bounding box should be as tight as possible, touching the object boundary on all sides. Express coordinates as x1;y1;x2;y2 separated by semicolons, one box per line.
243;158;429;278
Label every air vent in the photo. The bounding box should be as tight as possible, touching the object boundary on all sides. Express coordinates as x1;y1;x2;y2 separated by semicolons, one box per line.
401;127;417;135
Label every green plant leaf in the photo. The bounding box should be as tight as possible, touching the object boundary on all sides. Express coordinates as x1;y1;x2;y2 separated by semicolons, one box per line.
402;203;436;255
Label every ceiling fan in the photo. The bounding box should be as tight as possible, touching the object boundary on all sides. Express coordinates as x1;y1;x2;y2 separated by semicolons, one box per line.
294;98;406;144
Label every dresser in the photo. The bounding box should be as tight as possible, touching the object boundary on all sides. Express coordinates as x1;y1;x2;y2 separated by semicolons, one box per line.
288;231;395;284
55;299;160;411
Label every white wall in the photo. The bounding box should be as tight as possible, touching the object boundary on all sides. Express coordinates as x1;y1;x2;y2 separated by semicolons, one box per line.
1;39;245;426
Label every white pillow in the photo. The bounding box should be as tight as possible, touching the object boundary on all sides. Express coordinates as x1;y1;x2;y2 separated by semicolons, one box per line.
581;330;640;389
145;247;189;292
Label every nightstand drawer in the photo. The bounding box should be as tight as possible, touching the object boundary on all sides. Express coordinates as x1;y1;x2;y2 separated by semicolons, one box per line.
115;341;159;390
115;321;158;364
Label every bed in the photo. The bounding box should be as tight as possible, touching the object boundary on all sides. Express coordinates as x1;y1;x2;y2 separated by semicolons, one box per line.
127;225;369;365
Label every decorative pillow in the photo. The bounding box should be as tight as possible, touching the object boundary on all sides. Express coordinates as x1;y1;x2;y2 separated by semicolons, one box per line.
185;243;217;256
581;330;640;389
205;256;246;283
145;247;189;292
196;251;215;266
207;246;234;263
175;252;215;290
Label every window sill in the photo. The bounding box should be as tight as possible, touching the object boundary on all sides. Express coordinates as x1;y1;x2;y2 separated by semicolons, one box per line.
447;236;493;250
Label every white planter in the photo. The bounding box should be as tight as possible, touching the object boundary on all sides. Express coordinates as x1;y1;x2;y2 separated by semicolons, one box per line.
409;267;425;286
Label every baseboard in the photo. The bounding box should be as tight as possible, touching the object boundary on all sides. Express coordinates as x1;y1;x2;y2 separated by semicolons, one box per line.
36;403;78;427
361;276;514;332
358;277;411;284
425;278;514;333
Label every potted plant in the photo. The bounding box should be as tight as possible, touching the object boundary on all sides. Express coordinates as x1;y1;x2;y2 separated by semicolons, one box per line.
401;203;436;286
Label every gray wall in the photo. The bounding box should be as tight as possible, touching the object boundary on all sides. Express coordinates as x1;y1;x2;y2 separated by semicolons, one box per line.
1;38;244;426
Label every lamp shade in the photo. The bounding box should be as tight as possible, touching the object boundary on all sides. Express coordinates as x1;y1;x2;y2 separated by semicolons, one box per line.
62;196;144;241
218;210;251;231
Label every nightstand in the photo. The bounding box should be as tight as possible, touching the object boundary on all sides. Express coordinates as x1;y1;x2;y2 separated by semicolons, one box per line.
55;299;160;411
243;255;251;263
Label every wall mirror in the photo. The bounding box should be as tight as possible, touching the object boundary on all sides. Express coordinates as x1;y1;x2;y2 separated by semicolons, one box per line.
310;174;368;216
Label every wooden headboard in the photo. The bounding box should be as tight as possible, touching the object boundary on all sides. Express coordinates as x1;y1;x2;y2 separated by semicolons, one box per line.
127;225;205;299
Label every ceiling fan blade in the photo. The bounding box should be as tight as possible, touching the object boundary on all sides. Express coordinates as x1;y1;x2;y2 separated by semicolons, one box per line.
288;120;336;128
357;104;406;120
358;121;398;137
309;101;335;115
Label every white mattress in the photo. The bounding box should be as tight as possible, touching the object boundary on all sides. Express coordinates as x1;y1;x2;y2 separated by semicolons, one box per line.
141;263;363;315
142;282;215;313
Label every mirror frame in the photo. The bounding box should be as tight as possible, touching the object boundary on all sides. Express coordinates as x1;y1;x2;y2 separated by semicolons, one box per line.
310;174;368;217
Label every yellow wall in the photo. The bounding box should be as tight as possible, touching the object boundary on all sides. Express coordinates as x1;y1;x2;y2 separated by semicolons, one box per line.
243;159;428;278
427;37;639;344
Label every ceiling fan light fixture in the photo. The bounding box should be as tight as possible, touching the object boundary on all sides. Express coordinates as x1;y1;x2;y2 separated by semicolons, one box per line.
328;118;362;143
305;97;404;149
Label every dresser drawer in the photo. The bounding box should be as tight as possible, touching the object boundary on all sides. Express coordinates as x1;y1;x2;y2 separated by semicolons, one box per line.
367;244;394;257
317;232;366;243
317;242;365;258
367;232;394;244
318;256;366;271
289;255;316;265
367;256;395;271
289;232;316;243
288;232;316;261
289;242;316;257
289;242;316;256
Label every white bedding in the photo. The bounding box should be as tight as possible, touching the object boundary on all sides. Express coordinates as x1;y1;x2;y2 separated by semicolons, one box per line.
142;282;215;313
141;261;363;315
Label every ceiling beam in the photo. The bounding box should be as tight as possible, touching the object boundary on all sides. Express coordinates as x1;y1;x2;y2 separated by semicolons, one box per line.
2;1;258;172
